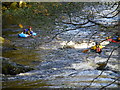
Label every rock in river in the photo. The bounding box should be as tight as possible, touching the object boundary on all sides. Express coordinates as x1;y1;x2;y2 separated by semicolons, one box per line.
2;57;34;75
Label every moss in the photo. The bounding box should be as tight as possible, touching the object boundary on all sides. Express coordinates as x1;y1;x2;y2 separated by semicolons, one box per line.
0;37;5;43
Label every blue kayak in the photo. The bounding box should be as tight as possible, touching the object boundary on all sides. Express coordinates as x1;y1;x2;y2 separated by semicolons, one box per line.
18;32;37;37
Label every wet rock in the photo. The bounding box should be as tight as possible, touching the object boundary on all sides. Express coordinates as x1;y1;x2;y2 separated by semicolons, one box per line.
2;43;17;52
1;37;18;52
2;46;17;51
63;45;75;49
0;57;9;60
0;37;5;43
0;40;17;52
0;37;11;44
96;62;107;70
2;59;34;75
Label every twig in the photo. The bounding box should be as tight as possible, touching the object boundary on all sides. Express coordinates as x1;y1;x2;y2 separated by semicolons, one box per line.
99;78;119;89
42;24;96;44
63;29;81;47
82;45;120;90
87;31;97;48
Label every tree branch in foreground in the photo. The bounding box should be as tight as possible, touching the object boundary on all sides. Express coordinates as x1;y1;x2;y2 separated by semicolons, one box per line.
99;78;119;90
82;45;120;90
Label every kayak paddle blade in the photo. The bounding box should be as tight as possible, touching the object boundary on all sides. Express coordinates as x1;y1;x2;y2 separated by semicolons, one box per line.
19;24;23;28
82;49;89;53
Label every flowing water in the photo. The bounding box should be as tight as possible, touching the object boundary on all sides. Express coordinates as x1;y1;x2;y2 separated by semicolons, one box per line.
2;3;120;89
2;24;120;89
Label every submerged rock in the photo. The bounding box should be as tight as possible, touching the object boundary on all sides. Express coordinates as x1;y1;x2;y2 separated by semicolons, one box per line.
2;58;34;75
96;62;107;70
63;45;75;49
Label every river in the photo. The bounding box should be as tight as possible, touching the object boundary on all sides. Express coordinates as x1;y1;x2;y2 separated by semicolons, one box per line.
2;23;120;89
2;2;120;89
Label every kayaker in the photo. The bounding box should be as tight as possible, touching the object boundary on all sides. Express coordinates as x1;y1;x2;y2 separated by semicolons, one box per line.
28;26;34;35
106;35;120;43
91;42;103;54
23;29;29;34
112;35;120;42
23;26;33;35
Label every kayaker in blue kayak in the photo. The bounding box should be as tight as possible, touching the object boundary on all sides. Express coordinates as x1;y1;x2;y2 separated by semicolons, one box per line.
23;26;33;35
18;24;37;38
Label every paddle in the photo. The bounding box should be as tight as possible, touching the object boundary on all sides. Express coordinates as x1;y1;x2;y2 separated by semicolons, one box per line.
30;35;39;38
82;40;106;53
82;49;90;53
82;36;120;53
19;24;23;28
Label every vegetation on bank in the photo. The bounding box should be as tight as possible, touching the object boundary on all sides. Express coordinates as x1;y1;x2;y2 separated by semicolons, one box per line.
2;2;82;26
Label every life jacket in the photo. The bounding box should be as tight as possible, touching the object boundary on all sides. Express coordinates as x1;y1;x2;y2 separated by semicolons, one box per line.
91;45;102;53
30;31;33;34
23;29;34;35
24;29;29;32
96;47;101;52
23;29;29;33
91;45;102;50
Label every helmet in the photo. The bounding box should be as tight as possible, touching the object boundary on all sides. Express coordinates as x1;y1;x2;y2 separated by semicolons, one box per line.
95;42;99;45
28;26;32;29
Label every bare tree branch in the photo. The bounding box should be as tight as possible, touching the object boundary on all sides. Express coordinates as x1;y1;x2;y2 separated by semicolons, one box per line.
42;24;96;45
102;2;119;17
92;2;119;18
62;20;89;26
87;32;97;48
99;78;119;89
101;10;120;18
63;29;81;47
87;18;118;28
82;45;120;90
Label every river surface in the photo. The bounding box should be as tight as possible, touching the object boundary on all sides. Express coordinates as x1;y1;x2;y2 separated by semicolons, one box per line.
2;23;120;89
2;3;120;89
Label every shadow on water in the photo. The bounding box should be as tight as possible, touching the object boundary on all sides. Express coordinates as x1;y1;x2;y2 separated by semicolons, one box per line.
2;48;42;67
